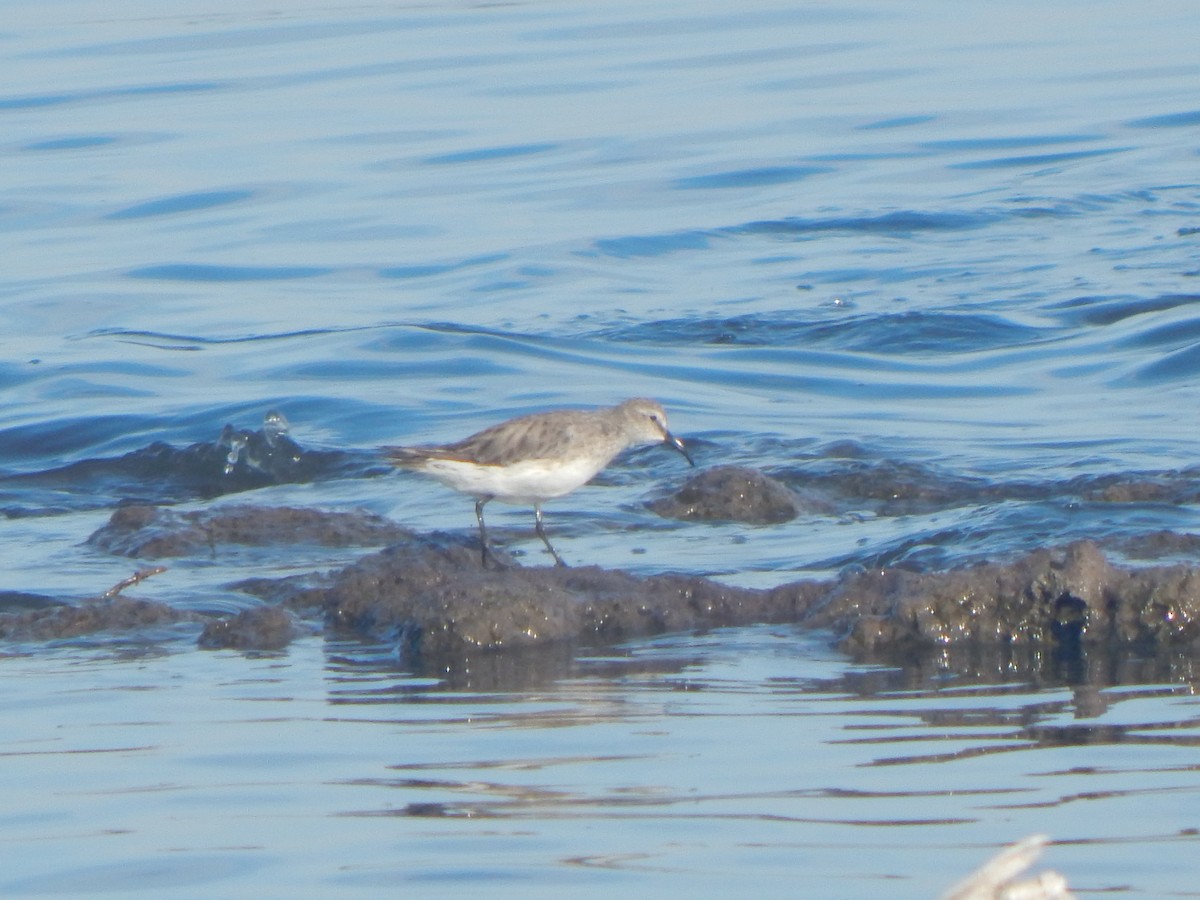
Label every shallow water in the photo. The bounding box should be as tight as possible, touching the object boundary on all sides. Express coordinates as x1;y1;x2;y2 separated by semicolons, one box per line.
3;0;1200;895
4;633;1200;897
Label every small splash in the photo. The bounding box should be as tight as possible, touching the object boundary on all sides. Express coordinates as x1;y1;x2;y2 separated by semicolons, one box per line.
220;427;248;476
262;410;289;446
219;410;296;477
0;410;374;515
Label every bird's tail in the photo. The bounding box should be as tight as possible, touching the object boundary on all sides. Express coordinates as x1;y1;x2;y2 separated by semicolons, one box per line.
382;446;427;468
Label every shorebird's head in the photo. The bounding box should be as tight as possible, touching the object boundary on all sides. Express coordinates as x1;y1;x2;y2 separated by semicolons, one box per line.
617;398;695;466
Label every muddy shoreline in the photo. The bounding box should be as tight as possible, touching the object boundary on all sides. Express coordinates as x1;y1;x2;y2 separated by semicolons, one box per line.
6;480;1200;671
6;421;1200;670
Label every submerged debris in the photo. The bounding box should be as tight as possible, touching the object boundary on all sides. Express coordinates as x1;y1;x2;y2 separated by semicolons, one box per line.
101;565;167;598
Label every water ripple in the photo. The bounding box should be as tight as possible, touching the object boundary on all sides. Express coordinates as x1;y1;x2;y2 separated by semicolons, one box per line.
594;310;1048;354
673;165;831;190
126;263;334;281
106;189;256;220
732;209;998;235
0;81;223;110
949;146;1131;171
1127;109;1200;128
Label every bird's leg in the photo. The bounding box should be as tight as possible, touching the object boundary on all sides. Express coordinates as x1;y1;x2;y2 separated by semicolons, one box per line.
534;504;567;567
475;497;497;568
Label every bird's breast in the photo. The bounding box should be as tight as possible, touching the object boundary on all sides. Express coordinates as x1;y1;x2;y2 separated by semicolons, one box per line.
420;454;607;503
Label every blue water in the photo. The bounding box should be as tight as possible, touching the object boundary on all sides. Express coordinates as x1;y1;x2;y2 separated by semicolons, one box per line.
3;0;1200;895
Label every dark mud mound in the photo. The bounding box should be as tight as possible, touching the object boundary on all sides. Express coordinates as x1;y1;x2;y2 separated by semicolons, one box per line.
321;539;824;663
307;532;1200;661
773;448;1200;520
0;591;299;654
0;595;196;643
89;504;414;558
790;451;1011;516
1075;467;1200;505
1118;530;1200;559
649;465;811;523
199;606;301;651
807;541;1200;653
0;590;64;612
10;503;1200;663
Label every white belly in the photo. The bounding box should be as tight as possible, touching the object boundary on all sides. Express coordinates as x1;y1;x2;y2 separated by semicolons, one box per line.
419;455;604;504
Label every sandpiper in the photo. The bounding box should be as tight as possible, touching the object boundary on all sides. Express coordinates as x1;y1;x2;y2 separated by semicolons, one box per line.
385;398;694;567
